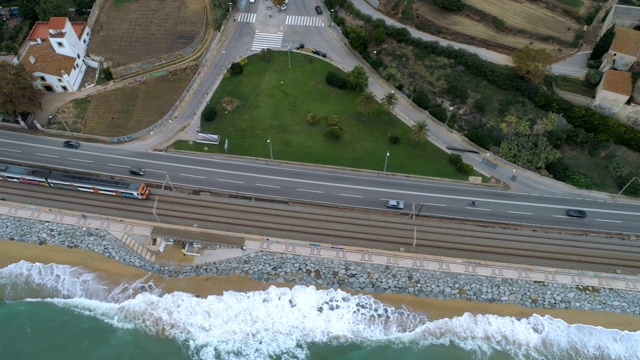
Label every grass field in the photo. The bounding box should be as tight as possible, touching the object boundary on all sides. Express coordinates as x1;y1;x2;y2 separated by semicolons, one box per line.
552;76;596;98
174;52;468;180
81;70;194;137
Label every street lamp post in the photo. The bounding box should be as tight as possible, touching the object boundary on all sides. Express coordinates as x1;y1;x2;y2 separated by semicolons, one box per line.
51;115;74;138
445;106;454;127
267;138;273;160
373;50;377;59
287;43;291;68
229;2;232;16
383;151;390;172
615;177;640;199
330;9;334;26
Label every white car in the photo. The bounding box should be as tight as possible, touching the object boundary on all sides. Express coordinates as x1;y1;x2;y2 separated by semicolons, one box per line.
385;200;404;209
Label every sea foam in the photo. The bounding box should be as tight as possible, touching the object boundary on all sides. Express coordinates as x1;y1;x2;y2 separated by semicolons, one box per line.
2;261;639;360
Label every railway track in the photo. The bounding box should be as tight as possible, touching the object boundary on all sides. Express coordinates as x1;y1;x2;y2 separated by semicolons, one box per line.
2;181;640;273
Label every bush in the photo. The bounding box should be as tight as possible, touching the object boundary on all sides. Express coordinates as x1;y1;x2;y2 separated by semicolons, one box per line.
466;129;493;149
101;67;113;81
585;69;603;86
432;0;465;11
230;62;243;75
587;59;602;69
307;113;320;125
325;126;343;139
446;80;469;103
546;160;570;181
325;71;348;89
607;157;630;177
457;162;474;175
448;153;463;166
202;106;217;122
566;173;593;189
388;134;401;144
428;104;448;122
412;91;431;111
327;115;339;126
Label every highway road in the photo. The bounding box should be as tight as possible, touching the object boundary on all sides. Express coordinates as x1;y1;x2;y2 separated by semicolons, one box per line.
2;133;640;234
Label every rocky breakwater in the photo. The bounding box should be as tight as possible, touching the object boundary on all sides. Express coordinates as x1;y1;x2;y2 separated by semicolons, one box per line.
2;216;640;316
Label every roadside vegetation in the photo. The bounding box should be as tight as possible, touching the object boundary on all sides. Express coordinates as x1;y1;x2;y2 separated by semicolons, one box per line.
173;51;473;180
328;0;640;196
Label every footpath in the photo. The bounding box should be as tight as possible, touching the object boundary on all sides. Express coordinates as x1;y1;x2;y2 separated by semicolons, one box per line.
1;200;638;293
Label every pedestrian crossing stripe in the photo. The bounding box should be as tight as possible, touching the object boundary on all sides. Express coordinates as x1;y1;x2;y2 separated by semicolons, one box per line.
237;13;257;23
251;32;284;51
285;15;325;27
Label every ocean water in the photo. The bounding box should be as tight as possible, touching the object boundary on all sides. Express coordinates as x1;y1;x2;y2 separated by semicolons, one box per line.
0;261;638;360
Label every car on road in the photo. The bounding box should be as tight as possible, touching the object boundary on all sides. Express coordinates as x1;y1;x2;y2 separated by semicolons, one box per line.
63;140;80;149
386;200;404;209
315;5;323;15
129;167;145;176
566;209;587;218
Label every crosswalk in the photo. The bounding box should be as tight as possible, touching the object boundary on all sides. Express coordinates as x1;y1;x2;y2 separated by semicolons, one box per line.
251;32;284;50
237;13;256;23
285;15;325;27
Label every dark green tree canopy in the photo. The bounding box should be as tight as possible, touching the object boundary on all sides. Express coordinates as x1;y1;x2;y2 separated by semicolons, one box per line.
0;62;43;115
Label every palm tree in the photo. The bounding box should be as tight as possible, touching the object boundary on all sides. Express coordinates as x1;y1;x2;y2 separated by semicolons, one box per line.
410;119;429;142
381;91;398;112
357;90;377;118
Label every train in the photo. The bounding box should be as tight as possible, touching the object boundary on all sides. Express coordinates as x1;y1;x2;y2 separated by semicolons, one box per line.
0;163;150;199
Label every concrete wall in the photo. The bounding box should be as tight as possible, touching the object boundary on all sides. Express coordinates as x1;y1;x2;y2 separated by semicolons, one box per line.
552;83;593;107
600;5;640;39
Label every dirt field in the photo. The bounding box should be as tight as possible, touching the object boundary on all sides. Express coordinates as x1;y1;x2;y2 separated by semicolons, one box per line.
379;0;599;55
87;0;206;67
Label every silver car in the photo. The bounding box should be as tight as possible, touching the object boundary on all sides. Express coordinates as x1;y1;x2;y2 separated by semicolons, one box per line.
386;200;404;209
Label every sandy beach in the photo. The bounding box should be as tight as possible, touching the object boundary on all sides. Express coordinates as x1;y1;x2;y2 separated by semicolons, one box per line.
2;239;639;331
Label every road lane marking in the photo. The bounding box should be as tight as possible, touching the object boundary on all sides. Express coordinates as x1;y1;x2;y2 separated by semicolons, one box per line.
297;189;322;193
467;207;491;211
0;148;20;152
217;178;243;183
257;184;280;188
36;153;59;158
552;215;566;218
108;164;129;168
507;211;532;215
69;158;93;163
180;174;206;179
423;202;446;207
596;219;622;223
339;194;362;198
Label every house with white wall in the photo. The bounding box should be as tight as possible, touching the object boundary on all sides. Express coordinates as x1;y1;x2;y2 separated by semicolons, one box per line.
593;69;633;116
600;26;640;72
18;17;94;93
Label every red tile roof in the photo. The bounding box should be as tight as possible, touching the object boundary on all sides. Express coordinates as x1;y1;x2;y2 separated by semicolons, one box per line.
26;17;86;42
601;69;633;96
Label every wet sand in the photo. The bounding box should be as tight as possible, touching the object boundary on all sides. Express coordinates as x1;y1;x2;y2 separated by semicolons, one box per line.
2;239;639;331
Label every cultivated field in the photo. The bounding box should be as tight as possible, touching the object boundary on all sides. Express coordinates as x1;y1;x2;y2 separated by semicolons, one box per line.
83;71;194;137
379;0;600;55
87;0;206;67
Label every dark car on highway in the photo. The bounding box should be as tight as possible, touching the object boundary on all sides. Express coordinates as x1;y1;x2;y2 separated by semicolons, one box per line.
63;140;80;149
566;209;587;218
315;5;323;15
129;167;145;176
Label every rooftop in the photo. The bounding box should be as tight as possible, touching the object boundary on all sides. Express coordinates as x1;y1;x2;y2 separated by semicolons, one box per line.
27;17;85;42
610;26;640;56
20;42;75;77
601;69;633;96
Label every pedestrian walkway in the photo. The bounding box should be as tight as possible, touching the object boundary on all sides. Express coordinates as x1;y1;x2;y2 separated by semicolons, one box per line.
285;15;324;27
251;32;283;50
245;237;640;292
237;13;256;23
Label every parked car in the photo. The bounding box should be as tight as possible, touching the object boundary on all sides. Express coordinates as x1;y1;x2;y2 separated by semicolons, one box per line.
386;200;404;209
315;5;323;15
566;209;587;218
63;140;80;149
281;4;287;10
129;167;145;176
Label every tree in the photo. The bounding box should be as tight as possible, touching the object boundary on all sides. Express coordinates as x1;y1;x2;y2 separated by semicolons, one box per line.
432;0;465;11
201;106;217;122
585;69;603;85
512;46;553;85
607;157;630;177
230;62;243;75
0;62;43;115
590;26;615;60
101;67;113;81
307;113;320;125
327;114;338;126
498;135;561;174
381;91;398;112
346;65;368;92
410;119;429;142
36;0;69;20
260;48;273;61
499;114;531;138
344;26;369;52
73;0;95;13
357;90;377;118
19;0;40;24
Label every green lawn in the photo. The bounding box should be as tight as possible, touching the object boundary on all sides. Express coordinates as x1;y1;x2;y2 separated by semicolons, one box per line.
174;51;469;180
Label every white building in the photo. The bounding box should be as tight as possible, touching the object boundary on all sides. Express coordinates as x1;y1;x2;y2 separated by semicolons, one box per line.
19;17;93;93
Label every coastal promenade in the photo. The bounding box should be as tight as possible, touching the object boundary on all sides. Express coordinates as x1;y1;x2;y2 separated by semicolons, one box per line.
1;200;639;293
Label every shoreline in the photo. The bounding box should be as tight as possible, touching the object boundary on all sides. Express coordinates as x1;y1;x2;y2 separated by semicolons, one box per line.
2;239;639;331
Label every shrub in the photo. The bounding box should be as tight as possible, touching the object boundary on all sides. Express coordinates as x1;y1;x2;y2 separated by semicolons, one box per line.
327;115;339;126
432;0;465;11
566;173;593;189
428;104;448;122
587;59;602;69
325;126;343;139
325;71;348;89
457;162;474;174
585;69;603;86
202;107;217;122
607;157;630;177
412;91;431;110
466;129;493;149
546;160;570;181
230;62;243;75
388;134;401;144
446;80;469;103
101;67;113;81
448;153;463;166
307;113;320;125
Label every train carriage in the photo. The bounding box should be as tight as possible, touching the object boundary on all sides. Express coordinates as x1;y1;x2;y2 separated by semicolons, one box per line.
0;164;50;186
45;172;150;199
